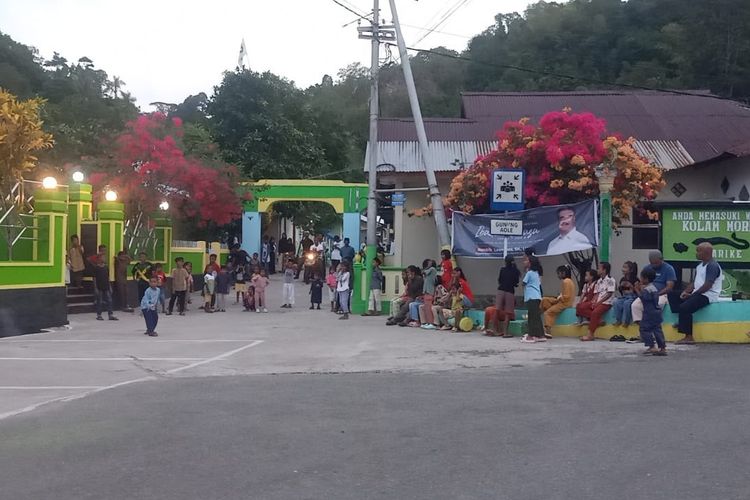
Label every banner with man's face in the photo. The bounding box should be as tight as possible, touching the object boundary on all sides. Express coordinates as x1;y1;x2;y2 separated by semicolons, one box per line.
451;200;598;258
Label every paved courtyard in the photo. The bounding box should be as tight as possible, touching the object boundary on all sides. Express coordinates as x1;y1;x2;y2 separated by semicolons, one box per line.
1;277;749;499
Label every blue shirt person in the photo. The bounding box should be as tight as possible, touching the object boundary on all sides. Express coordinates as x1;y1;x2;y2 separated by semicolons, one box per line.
141;278;161;336
632;250;676;323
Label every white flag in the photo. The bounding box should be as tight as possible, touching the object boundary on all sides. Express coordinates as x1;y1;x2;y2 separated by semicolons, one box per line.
238;38;248;69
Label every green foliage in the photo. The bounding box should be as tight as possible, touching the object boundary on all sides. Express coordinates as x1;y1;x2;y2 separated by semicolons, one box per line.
0;32;138;165
208;70;331;180
462;0;750;99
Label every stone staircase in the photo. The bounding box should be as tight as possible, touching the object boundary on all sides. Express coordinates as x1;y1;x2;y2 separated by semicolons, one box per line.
66;283;95;315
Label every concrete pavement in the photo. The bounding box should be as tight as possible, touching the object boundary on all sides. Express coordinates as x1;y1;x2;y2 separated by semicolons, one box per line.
1;276;749;499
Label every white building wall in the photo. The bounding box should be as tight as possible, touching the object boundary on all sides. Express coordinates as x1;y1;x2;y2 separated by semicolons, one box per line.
659;157;750;202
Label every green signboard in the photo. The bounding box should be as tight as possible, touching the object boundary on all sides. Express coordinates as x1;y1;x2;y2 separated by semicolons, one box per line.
663;207;750;263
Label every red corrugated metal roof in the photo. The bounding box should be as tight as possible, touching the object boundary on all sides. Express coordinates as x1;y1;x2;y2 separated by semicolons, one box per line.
455;91;750;164
378;91;750;166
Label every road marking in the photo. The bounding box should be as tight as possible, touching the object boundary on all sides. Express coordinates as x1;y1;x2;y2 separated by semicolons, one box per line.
167;340;265;374
0;376;155;421
0;339;261;343
0;357;205;361
0;340;265;421
0;386;104;390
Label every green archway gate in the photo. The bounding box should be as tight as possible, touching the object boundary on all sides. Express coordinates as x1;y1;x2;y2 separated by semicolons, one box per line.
242;180;367;258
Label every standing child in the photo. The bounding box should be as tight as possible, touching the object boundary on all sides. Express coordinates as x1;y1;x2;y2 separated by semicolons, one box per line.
141;276;160;336
234;264;246;303
521;255;544;343
439;249;453;288
638;268;667;356
184;261;194;309
203;270;216;313
336;262;351;320
419;259;438;328
309;272;323;310
93;254;118;321
252;269;270;313
367;258;383;316
282;259;297;308
152;263;167;313
215;265;231;312
167;257;189;316
326;266;338;312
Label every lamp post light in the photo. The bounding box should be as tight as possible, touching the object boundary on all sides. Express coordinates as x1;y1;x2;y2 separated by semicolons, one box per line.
41;176;58;190
104;190;118;202
159;201;169;211
595;165;616;262
72;171;85;183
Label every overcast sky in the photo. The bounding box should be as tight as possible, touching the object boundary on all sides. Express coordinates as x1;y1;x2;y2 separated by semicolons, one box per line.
0;0;534;109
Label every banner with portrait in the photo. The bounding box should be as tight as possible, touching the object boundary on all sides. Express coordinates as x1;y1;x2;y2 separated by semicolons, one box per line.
451;200;599;258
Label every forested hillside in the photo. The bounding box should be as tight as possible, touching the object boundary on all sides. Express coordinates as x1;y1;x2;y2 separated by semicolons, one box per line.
2;0;748;179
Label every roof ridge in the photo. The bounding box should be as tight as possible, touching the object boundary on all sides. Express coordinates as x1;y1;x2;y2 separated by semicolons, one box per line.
460;90;716;96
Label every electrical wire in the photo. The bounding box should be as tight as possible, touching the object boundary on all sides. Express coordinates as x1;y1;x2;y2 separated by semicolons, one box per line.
414;0;474;46
330;0;371;22
384;42;745;102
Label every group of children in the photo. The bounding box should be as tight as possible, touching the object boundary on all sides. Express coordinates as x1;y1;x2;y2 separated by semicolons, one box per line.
521;257;667;355
384;250;475;331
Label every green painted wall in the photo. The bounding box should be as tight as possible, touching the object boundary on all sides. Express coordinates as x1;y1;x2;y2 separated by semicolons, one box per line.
243;180;368;213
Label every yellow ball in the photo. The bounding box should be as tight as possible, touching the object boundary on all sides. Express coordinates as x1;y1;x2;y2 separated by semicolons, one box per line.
459;316;474;332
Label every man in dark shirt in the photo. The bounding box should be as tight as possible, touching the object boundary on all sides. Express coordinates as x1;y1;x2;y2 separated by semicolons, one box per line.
339;238;356;263
94;254;118;321
227;245;250;269
132;252;153;302
387;265;423;326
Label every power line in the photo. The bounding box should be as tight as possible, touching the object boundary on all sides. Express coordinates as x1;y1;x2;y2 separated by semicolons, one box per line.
414;0;474;46
330;0;371;21
401;23;471;39
384;42;745;102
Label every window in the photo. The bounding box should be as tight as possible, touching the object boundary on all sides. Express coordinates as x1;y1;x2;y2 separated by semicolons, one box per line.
632;204;659;249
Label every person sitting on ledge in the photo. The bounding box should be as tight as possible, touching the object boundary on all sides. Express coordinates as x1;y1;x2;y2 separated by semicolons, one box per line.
669;242;723;345
577;262;616;341
541;265;576;339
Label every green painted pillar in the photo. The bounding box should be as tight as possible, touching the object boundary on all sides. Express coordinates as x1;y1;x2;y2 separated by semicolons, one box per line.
599;191;612;263
151;215;172;269
362;244;377;314
351;261;367;315
33;188;68;285
67;182;92;242
97;200;125;281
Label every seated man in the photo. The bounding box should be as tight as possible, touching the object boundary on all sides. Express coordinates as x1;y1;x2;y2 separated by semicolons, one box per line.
669;242;723;344
632;250;676;323
386;265;423;326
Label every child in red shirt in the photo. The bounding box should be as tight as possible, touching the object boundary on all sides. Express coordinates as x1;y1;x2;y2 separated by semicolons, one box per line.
440;249;453;288
153;263;167;313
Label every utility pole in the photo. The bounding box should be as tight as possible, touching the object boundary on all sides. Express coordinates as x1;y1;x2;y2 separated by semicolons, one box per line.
359;0;394;312
387;0;452;250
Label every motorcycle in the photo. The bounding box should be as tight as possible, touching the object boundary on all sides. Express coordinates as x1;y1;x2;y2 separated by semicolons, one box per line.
302;250;320;284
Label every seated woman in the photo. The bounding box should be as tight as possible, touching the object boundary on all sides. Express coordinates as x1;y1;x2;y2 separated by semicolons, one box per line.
423;284;451;330
541;265;576;338
451;267;474;308
612;261;638;328
575;269;598;324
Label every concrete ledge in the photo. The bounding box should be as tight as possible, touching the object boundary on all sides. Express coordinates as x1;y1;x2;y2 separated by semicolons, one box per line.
552;301;750;344
0;287;67;336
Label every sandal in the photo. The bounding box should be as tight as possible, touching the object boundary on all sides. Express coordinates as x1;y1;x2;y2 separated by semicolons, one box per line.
579;336;595;342
502;334;514;338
